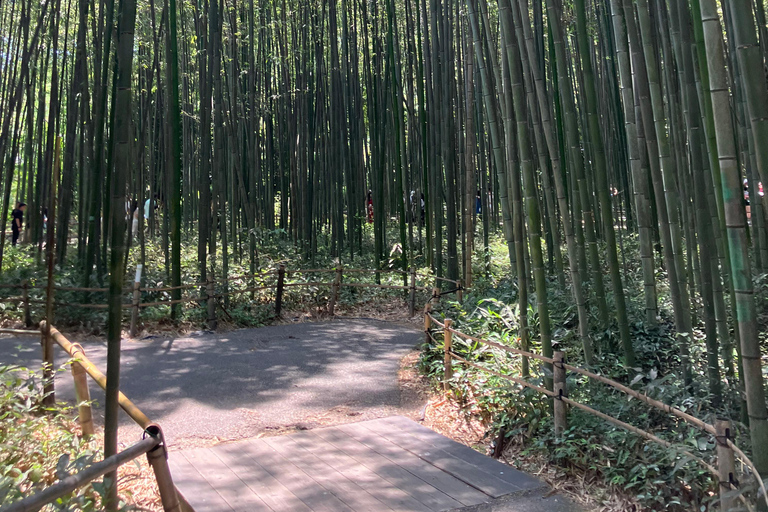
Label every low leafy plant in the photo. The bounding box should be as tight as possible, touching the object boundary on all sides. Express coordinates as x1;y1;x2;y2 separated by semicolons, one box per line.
0;364;131;510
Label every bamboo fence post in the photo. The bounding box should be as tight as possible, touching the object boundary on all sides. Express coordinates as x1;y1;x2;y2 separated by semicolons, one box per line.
424;304;432;344
409;266;417;316
432;287;441;304
275;264;286;317
206;278;217;330
130;264;143;337
22;280;31;327
443;319;453;392
70;344;94;437
329;266;342;315
457;279;463;302
716;419;736;511
554;350;567;436
144;425;182;512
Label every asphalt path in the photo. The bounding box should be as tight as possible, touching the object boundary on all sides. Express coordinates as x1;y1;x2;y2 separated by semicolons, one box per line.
0;319;423;446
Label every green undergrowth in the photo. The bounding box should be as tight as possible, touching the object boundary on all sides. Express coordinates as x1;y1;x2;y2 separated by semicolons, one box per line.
0;364;133;510
0;224;435;331
420;235;764;511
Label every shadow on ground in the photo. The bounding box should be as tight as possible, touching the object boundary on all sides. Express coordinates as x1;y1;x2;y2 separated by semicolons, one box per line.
0;319;423;445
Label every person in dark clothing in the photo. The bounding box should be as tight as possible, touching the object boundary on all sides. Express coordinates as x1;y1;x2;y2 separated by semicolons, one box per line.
476;191;482;214
11;202;26;247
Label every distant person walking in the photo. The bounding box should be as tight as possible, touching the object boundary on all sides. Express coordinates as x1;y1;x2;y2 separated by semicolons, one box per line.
367;190;374;224
11;202;26;247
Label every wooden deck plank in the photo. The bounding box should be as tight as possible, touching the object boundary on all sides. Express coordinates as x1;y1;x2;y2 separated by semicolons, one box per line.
310;426;455;512
183;447;272;512
168;452;234;512
213;441;314;512
172;417;545;512
381;416;544;489
243;437;357;512
296;429;434;512
339;422;488;507
377;417;543;493
264;434;395;512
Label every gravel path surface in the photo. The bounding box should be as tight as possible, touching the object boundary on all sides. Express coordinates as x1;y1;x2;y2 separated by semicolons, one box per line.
0;319;424;446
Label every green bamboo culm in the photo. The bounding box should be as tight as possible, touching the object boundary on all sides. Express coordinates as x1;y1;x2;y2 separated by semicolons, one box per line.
167;0;183;318
573;0;635;366
104;0;138;506
700;0;768;479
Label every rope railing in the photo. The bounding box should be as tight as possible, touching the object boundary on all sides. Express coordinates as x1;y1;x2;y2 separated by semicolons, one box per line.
423;307;765;509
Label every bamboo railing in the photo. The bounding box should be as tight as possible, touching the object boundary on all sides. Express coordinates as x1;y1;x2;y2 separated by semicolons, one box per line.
424;307;766;511
1;322;189;512
0;265;458;335
0;266;462;511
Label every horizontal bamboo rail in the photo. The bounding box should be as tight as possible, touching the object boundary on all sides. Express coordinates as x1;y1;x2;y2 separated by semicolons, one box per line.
0;328;38;335
41;321;151;428
140;284;197;293
430;315;766;508
343;268;409;276
280;281;334;288
138;297;199;308
428;313;715;434
2;435;161;512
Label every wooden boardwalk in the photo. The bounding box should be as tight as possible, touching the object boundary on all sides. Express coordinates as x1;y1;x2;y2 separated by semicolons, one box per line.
169;416;544;511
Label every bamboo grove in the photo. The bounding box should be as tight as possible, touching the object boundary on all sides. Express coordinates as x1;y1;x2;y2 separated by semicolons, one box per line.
2;0;768;486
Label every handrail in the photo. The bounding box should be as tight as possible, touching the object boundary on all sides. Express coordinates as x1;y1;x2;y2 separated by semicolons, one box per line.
0;328;38;336
1;435;160;512
427;313;766;507
429;314;716;436
2;265;449;316
30;324;182;511
40;321;151;428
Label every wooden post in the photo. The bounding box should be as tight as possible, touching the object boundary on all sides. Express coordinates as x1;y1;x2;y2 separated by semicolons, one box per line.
275;265;286;317
206;278;217;330
553;351;567;436
329;266;342;316
443;319;453;392
130;264;143;337
424;303;432;344
22;280;31;327
71;345;94;438
409;266;417;316
432;287;440;304
144;425;182;512
716;419;736;512
457;279;463;302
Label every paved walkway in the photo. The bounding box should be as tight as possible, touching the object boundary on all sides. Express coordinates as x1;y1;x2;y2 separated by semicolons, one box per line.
0;320;423;445
0;320;585;511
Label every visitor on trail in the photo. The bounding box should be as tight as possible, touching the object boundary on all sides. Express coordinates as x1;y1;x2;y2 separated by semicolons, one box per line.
476;190;482;214
11;202;25;247
367;190;374;224
128;200;139;238
420;192;425;223
410;190;419;223
744;178;751;221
